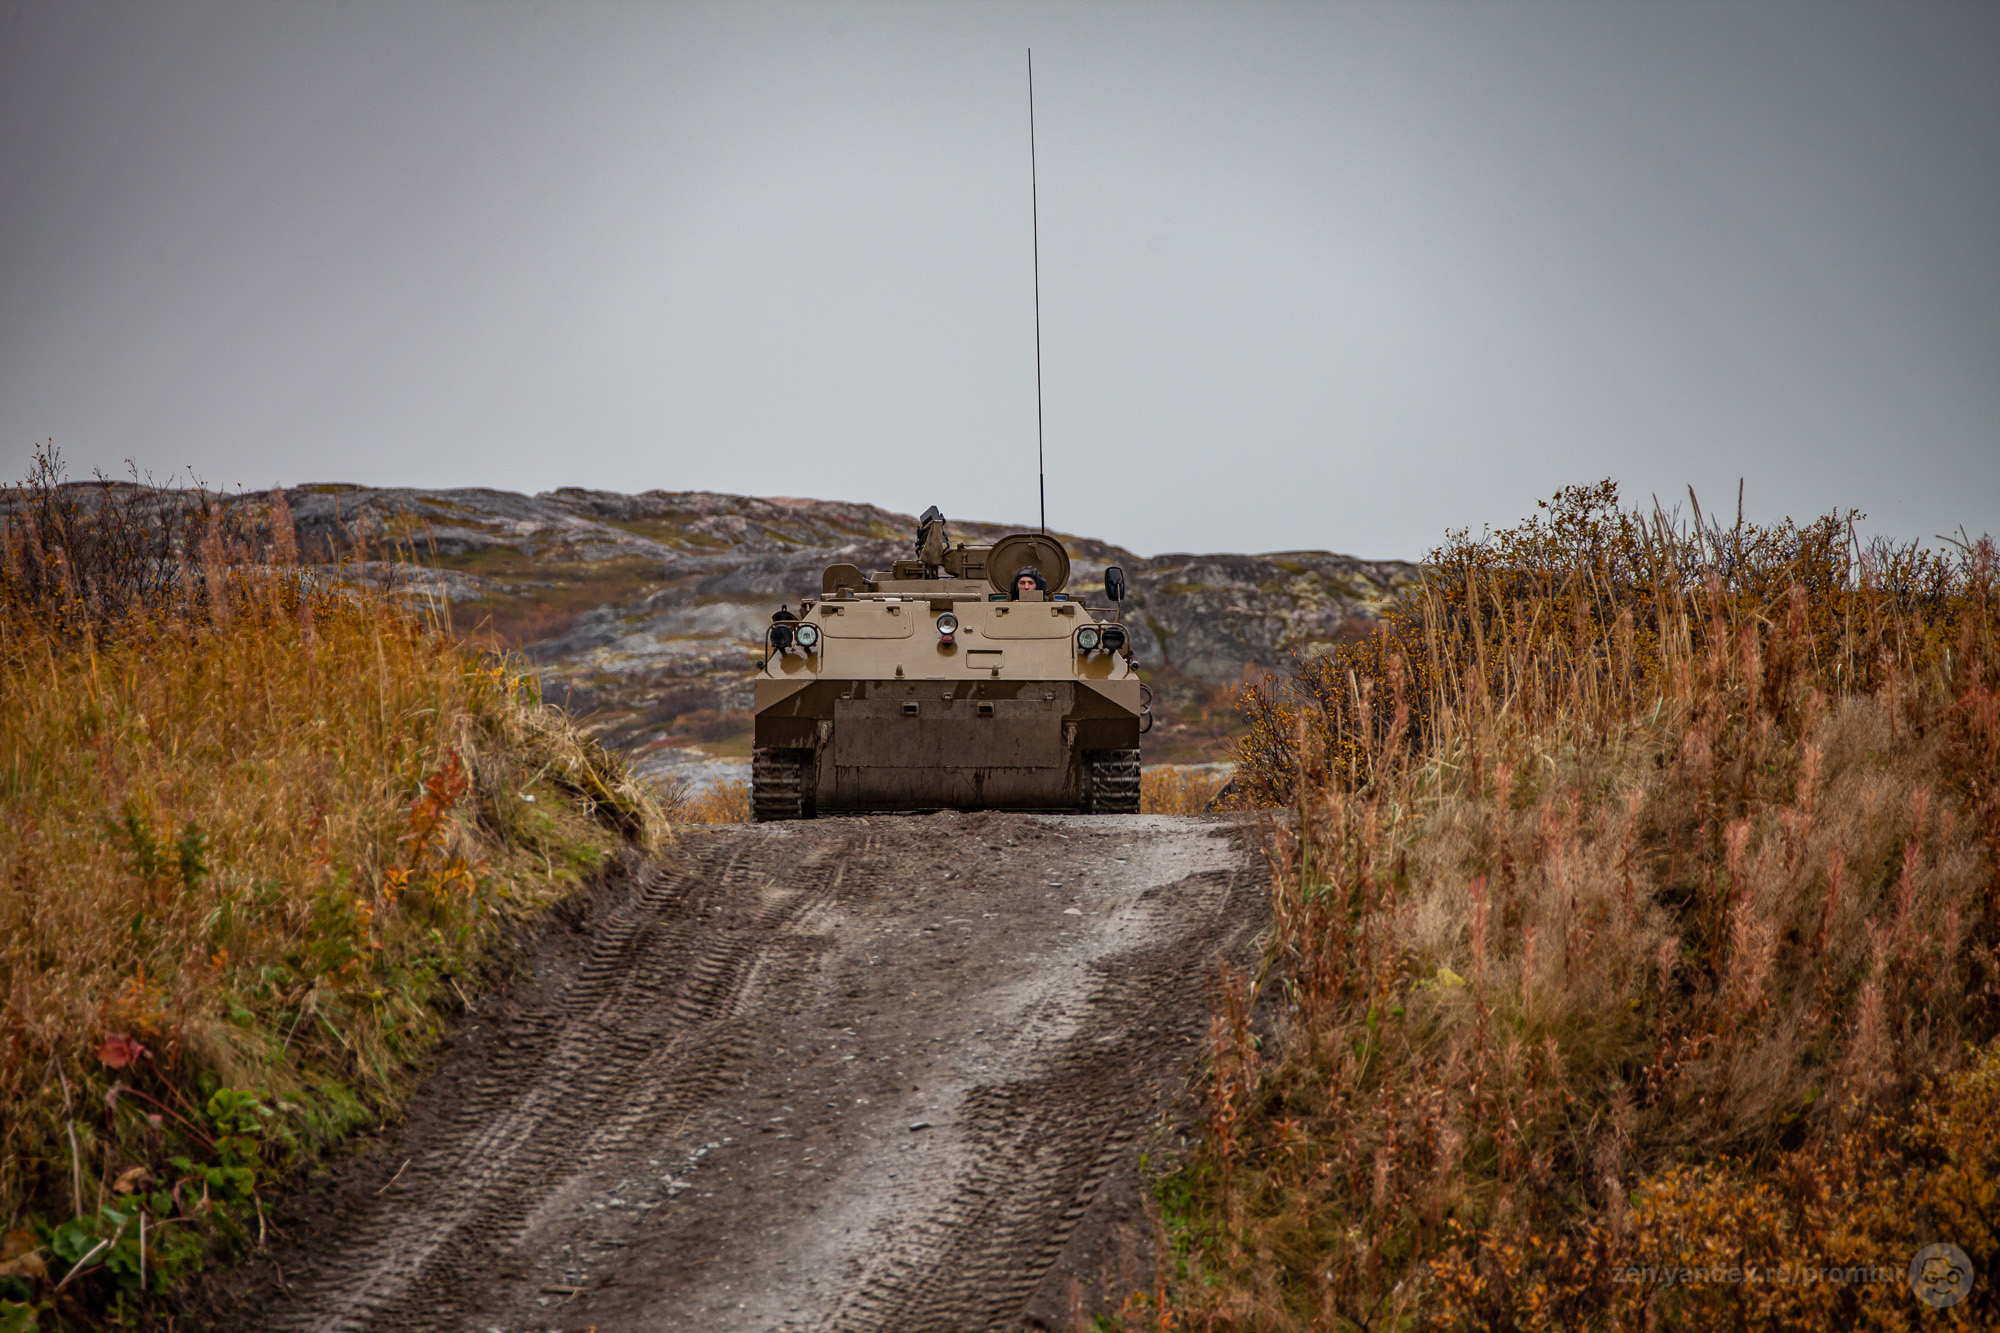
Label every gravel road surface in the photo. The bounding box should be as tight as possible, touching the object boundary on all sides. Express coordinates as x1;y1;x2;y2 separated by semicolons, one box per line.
240;812;1264;1333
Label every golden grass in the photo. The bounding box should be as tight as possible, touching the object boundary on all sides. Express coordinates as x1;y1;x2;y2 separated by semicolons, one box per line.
1139;483;2000;1330
1141;765;1231;815
675;779;751;825
0;454;660;1321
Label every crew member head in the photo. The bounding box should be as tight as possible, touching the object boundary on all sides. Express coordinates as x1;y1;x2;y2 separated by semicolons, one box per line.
1011;566;1047;600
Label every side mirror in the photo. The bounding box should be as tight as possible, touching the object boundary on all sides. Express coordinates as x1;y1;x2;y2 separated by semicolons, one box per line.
1104;566;1127;603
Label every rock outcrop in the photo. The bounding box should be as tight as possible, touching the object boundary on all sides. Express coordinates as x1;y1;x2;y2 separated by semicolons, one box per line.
41;480;1419;775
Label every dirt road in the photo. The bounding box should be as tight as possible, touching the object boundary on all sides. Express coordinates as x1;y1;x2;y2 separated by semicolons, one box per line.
246;812;1264;1333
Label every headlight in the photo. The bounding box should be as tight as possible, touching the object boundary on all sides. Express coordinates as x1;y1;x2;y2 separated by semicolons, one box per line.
936;611;959;638
794;622;820;649
770;624;795;651
1077;626;1101;651
1102;625;1128;653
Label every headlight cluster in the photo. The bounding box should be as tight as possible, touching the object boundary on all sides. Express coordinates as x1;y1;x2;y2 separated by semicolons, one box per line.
771;621;820;653
1078;624;1127;655
936;611;959;640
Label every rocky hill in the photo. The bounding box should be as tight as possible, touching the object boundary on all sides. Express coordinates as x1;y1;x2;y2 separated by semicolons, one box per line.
43;481;1420;786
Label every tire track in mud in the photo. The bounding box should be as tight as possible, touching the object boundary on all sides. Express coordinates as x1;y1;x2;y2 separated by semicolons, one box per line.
252;814;1263;1333
272;832;866;1332
818;864;1246;1333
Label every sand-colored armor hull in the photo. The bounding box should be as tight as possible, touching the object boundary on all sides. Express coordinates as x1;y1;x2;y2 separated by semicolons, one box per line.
754;676;1141;814
750;521;1145;819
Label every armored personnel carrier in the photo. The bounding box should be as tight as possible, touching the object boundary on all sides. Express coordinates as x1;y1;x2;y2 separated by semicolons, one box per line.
750;507;1148;819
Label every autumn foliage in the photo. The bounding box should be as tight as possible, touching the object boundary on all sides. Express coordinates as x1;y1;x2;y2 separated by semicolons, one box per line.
1143;483;2000;1329
0;450;658;1325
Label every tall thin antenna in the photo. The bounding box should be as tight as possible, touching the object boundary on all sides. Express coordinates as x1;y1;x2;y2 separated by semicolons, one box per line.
1028;48;1046;535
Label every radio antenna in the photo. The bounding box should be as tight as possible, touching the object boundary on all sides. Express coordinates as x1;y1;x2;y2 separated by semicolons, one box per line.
1029;48;1046;535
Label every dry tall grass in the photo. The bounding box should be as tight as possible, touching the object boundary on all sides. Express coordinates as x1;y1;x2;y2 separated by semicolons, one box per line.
1142;766;1232;816
0;451;659;1325
673;778;752;825
1142;483;1999;1330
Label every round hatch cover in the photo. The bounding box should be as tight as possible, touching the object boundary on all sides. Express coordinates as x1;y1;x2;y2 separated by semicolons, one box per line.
985;532;1072;596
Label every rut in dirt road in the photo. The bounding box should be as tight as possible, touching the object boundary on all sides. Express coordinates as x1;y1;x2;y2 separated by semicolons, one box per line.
254;812;1265;1333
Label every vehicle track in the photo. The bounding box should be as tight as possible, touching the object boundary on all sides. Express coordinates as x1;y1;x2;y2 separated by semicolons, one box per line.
247;812;1263;1333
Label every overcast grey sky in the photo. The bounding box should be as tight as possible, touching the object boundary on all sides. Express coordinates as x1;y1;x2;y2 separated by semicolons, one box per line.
3;1;1995;558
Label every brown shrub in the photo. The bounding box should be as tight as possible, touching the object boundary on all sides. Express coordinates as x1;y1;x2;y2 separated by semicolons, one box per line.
1142;765;1231;815
678;779;752;825
1232;480;1990;807
1145;484;1999;1330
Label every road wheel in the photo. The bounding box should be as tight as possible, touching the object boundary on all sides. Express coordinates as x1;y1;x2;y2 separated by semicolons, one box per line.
751;748;814;821
1085;748;1141;813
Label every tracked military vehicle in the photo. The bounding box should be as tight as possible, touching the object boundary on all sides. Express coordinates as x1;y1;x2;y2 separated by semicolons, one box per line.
751;507;1149;819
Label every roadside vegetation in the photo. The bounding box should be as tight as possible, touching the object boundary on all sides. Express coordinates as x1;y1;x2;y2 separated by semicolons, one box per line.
673;778;752;825
1142;766;1232;816
1143;482;1999;1329
0;450;660;1329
